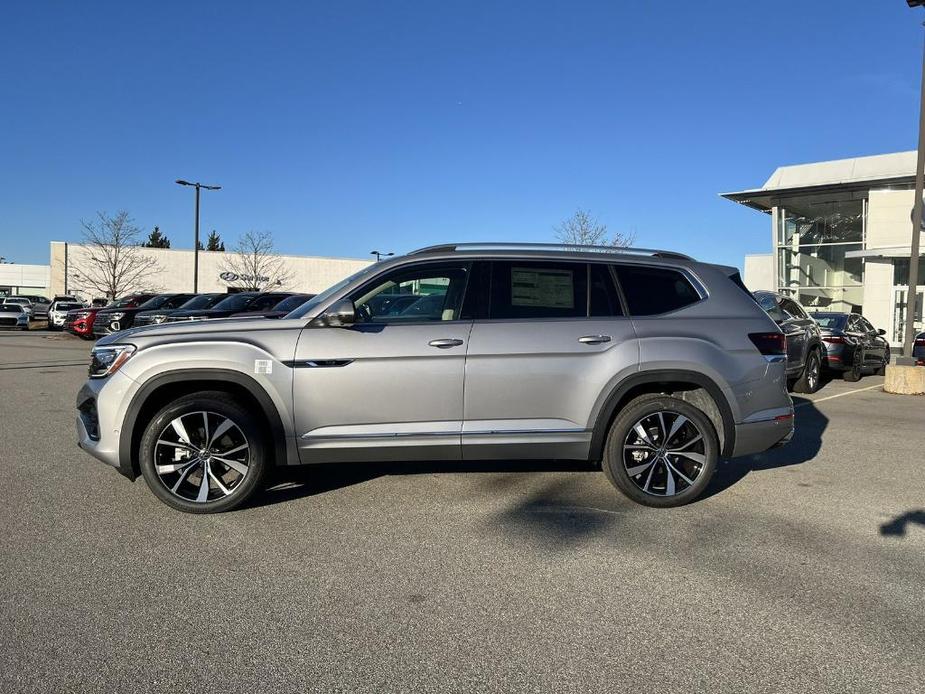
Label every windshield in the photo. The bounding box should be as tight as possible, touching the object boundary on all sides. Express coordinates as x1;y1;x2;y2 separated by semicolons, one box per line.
179;294;223;310
2;304;23;313
4;298;28;305
211;294;257;311
137;295;172;310
55;302;82;311
109;295;147;308
286;264;381;319
273;294;312;312
812;314;847;330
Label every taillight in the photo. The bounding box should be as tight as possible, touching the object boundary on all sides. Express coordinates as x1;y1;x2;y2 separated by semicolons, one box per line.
749;332;786;356
823;335;846;344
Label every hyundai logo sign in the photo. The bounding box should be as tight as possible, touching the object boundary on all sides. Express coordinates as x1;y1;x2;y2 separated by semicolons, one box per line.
219;271;270;283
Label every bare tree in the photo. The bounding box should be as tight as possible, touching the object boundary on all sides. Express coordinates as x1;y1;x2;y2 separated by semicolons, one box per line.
553;208;634;248
75;211;161;299
220;231;292;291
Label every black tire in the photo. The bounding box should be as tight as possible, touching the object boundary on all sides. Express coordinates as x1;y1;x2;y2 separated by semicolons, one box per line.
842;349;862;382
876;348;890;376
602;394;718;508
793;349;822;394
139;391;270;513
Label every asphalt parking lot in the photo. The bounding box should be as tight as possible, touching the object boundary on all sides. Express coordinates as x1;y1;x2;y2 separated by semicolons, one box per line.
1;331;923;693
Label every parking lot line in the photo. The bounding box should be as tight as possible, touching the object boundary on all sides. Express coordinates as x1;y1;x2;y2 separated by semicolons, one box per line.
795;383;883;408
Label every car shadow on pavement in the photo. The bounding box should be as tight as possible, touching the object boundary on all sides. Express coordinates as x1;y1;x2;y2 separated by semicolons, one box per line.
253;459;599;509
879;510;925;538
703;396;828;500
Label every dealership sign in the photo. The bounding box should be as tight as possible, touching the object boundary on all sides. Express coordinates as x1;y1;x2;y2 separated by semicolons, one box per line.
219;271;270;283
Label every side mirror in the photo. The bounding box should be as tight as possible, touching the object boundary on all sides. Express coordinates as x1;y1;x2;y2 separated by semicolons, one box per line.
322;298;356;327
877;328;886;336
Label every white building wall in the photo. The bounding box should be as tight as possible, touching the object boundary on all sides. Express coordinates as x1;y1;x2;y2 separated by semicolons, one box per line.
0;264;51;295
743;254;774;291
48;242;372;299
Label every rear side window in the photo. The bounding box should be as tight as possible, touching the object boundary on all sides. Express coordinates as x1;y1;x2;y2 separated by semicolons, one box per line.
615;265;701;316
489;261;587;319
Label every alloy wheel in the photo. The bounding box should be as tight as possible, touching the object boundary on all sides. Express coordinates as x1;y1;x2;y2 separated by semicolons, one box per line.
153;411;250;503
807;354;820;391
622;410;706;497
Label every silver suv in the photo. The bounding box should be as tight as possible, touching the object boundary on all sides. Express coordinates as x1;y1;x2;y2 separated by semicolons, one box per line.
77;243;794;513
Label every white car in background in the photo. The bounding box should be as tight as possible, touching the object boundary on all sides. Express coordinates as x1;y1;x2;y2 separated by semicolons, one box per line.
48;300;87;330
1;297;33;319
0;303;30;330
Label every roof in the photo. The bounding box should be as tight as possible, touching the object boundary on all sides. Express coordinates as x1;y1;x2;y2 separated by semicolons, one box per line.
721;151;917;212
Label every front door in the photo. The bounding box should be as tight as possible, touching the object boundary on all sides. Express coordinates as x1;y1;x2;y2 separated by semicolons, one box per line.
462;260;637;461
292;261;473;463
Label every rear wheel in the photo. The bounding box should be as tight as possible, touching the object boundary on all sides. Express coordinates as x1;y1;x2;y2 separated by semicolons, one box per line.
793;349;822;393
602;395;718;508
842;349;863;382
139;391;269;513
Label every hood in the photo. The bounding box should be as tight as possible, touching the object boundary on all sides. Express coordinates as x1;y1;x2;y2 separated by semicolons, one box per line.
96;315;300;345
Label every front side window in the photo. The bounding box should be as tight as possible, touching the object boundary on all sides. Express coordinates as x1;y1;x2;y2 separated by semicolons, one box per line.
615;265;701;316
489;261;587;320
350;263;470;323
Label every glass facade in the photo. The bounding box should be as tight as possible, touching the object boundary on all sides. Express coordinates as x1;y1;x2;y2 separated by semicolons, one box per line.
775;195;866;312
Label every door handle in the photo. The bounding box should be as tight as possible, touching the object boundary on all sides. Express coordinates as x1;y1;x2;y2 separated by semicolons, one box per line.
428;338;464;348
578;335;612;345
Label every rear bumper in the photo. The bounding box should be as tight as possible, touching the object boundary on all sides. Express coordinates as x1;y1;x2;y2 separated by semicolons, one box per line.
732;413;794;457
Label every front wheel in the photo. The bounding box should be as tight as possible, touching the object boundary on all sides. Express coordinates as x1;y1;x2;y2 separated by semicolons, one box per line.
793;349;822;394
139;391;269;513
602;395;718;508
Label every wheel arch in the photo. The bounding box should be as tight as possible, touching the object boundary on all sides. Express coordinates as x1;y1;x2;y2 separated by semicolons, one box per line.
118;369;288;480
589;370;735;460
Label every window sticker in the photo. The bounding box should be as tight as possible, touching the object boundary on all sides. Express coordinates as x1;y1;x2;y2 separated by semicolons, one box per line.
511;268;574;308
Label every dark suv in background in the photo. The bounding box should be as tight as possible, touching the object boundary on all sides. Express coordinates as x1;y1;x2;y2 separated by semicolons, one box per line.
94;293;196;336
753;291;824;393
165;292;294;322
91;293;158;337
811;312;890;381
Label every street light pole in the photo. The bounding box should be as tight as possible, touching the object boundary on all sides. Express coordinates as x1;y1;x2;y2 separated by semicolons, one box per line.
176;179;221;292
904;5;925;362
371;250;394;262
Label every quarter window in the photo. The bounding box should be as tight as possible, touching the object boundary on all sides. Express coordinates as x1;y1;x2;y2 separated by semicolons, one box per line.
615;265;701;316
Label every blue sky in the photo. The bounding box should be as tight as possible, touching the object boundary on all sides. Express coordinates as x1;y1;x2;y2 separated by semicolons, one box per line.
1;1;922;270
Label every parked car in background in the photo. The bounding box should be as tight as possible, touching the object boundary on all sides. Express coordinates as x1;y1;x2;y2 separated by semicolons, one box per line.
77;243;795;513
166;292;293;322
66;306;105;339
20;295;51;319
0;303;30;330
48;300;87;330
810;312;890;381
753;291;824;393
91;298;109;308
53;294;80;303
135;293;225;326
94;293;193;336
2;297;34;319
230;293;315;319
914;331;925;366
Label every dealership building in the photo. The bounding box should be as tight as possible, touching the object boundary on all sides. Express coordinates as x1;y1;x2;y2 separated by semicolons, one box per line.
723;151;925;348
9;242;372;299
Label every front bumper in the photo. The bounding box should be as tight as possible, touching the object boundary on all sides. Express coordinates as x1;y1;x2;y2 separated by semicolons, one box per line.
76;371;138;477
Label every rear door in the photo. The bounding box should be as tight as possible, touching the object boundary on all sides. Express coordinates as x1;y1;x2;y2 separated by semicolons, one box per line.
461;259;636;460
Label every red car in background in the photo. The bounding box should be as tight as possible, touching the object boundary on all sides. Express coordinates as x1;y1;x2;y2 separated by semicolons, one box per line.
65;306;104;339
64;293;152;339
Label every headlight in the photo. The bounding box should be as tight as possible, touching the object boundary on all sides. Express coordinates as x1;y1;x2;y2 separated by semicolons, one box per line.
152;314;167;323
76;310;91;319
108;312;125;320
89;344;136;378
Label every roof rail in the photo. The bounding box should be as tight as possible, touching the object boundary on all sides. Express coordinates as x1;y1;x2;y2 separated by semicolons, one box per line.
407;242;694;261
